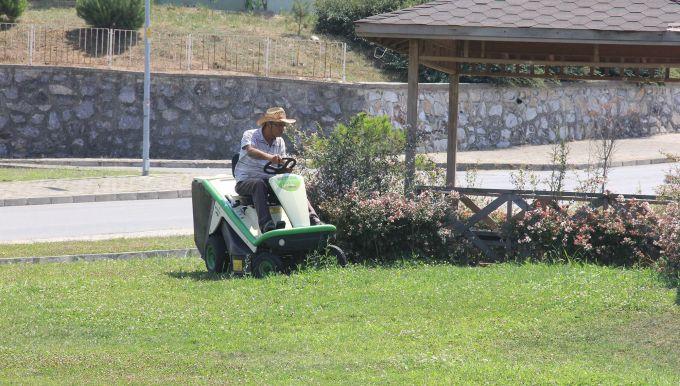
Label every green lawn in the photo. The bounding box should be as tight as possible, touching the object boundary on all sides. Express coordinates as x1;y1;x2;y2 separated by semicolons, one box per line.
0;167;138;182
0;259;677;383
0;236;194;259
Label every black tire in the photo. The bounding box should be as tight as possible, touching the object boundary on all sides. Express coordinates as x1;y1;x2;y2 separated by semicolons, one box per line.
251;252;283;278
327;244;348;267
204;234;228;273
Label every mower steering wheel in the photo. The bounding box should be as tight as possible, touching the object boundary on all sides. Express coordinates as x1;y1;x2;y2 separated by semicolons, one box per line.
263;157;296;175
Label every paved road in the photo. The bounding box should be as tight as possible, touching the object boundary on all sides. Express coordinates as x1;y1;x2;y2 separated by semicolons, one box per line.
0;163;673;243
471;163;673;195
0;199;194;243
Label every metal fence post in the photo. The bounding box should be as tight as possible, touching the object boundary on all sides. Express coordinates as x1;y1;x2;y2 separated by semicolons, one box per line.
28;25;35;65
107;28;114;68
342;42;347;82
186;34;193;71
264;37;271;77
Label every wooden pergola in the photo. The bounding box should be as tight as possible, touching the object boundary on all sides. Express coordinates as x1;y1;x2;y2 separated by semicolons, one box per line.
355;0;680;191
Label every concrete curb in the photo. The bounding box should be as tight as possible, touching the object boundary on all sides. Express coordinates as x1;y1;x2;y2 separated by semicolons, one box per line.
0;158;231;169
0;248;198;265
448;157;672;171
0;189;192;207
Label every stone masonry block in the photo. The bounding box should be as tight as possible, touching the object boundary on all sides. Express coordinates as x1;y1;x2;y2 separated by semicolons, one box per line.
157;191;179;199
50;196;74;204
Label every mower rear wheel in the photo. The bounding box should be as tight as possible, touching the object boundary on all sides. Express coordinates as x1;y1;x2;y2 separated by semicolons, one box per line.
251;252;283;278
205;234;228;274
327;244;348;267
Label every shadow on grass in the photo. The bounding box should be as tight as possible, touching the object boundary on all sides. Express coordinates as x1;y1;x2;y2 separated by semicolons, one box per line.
166;271;234;281
65;28;139;58
0;23;18;31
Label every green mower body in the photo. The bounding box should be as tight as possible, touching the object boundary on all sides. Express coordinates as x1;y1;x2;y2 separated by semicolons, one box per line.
192;174;345;277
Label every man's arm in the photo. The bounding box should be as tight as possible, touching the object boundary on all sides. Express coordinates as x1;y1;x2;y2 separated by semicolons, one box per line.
244;145;282;164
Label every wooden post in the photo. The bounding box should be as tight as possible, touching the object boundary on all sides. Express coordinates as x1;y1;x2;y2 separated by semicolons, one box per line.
405;39;419;194
446;64;460;188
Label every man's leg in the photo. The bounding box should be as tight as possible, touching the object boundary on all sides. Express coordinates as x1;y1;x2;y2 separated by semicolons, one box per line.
235;179;272;231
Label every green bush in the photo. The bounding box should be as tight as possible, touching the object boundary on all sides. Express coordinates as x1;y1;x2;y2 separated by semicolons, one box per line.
314;0;423;38
314;0;445;82
0;0;27;22
293;113;405;201
76;0;145;30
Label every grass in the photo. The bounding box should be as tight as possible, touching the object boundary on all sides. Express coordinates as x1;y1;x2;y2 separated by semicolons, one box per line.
0;259;677;383
0;167;141;182
17;2;392;82
0;235;194;258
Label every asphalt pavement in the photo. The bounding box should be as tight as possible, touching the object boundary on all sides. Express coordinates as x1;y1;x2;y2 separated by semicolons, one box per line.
468;163;671;195
0;198;194;244
0;163;672;243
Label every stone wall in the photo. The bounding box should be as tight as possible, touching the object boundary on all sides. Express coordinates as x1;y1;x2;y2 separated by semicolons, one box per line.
1;65;679;159
373;82;680;151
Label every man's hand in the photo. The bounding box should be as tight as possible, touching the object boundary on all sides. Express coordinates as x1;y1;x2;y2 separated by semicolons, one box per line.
244;146;284;164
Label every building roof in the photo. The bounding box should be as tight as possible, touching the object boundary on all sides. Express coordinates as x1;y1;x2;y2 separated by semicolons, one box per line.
356;0;680;44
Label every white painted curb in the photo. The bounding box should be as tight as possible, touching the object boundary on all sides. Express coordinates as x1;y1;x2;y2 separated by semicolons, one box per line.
0;248;198;265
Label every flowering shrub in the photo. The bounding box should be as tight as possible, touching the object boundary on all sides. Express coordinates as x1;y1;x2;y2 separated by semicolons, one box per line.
319;186;461;262
656;202;680;285
511;196;659;267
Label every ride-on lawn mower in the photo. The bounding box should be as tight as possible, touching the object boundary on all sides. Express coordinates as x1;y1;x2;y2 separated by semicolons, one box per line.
192;157;347;277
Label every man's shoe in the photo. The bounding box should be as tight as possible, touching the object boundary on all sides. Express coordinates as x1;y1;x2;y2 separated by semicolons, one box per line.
275;221;286;229
261;220;277;233
310;215;324;226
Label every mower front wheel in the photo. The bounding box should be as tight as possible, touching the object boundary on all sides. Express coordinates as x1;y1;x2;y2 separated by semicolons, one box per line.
205;234;229;274
251;252;283;278
327;244;348;267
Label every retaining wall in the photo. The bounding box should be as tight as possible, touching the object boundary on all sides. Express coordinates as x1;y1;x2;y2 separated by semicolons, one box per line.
1;65;678;159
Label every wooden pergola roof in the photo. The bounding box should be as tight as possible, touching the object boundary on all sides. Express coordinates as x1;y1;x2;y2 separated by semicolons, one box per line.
354;0;680;190
356;0;680;82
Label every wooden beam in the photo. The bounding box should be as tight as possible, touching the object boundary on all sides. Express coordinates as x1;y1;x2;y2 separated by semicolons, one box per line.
459;196;499;230
419;55;680;69
456;68;677;82
447;64;459;188
405;39;419;194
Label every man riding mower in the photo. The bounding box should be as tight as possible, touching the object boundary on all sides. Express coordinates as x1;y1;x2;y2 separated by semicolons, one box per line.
192;107;346;277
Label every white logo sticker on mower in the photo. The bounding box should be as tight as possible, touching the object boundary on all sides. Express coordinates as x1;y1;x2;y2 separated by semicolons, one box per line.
275;175;302;191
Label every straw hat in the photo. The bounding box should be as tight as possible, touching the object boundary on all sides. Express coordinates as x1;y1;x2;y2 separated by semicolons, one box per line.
256;107;297;126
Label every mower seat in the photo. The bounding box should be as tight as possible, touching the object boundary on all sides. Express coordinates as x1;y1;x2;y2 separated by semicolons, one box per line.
231;193;280;207
231;153;239;177
232;195;254;206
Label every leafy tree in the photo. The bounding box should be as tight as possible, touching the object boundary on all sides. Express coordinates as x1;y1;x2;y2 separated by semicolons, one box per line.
313;0;537;84
291;0;311;36
245;0;268;11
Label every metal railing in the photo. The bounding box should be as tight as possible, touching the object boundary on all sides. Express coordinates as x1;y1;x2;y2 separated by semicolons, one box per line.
0;23;347;81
